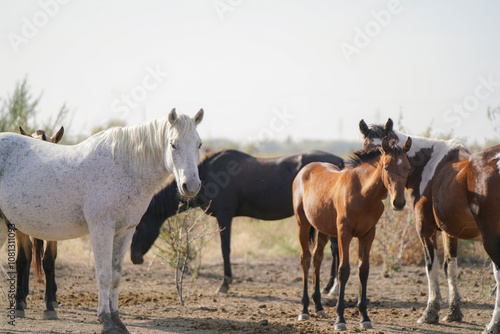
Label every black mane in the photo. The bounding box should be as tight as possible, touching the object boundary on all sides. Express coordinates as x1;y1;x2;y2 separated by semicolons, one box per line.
347;144;404;168
346;148;382;168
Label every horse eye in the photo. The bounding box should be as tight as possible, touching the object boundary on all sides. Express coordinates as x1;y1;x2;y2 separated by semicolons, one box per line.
171;143;177;150
198;143;202;149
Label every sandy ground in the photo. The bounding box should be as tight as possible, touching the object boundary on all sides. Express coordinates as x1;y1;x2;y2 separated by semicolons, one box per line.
0;254;497;334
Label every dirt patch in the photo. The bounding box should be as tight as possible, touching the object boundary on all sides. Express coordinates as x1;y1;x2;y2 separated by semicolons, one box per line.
0;257;496;333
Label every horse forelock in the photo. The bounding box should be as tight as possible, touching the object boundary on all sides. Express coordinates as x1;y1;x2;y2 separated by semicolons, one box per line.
168;114;198;143
366;124;387;139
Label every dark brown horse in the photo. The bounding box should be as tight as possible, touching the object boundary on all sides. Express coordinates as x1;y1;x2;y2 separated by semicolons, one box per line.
15;126;64;320
130;149;344;293
360;119;500;334
293;136;411;331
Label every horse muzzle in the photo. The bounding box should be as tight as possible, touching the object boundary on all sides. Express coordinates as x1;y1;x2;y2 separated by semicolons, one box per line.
392;199;406;211
130;252;145;265
179;180;201;199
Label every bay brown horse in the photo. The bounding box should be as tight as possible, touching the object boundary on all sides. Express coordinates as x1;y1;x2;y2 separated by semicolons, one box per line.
293;136;412;331
130;149;344;293
360;118;500;334
15;126;64;320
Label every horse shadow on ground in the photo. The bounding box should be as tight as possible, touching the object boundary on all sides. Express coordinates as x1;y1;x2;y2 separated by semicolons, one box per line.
128;316;292;333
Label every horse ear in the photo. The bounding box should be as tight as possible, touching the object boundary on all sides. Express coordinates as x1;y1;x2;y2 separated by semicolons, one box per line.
359;119;370;137
52;126;64;143
381;137;391;153
19;126;31;137
168;108;177;125
403;136;412;153
385;118;393;134
193;108;204;126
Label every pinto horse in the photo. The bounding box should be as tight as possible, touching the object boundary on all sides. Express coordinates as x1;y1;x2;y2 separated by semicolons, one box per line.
293;136;411;331
130;149;344;293
15;126;64;320
360;119;500;334
0;108;203;334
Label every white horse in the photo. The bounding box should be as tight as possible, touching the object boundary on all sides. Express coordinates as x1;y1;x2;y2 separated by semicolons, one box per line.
0;108;204;334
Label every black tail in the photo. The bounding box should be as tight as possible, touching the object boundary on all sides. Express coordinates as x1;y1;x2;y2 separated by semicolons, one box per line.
309;226;317;250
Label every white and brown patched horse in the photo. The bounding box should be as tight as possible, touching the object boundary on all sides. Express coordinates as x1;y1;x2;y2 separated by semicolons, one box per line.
0;108;204;334
360;118;500;334
16;126;65;321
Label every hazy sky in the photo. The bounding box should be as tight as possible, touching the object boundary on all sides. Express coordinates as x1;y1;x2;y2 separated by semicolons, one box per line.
1;0;500;145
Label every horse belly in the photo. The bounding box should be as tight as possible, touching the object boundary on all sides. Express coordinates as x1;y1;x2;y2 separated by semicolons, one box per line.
433;196;481;240
303;198;338;237
0;192;87;241
14;220;89;241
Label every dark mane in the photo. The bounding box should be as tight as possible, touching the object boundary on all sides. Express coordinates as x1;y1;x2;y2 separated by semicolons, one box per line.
347;144;404;168
346;148;382;168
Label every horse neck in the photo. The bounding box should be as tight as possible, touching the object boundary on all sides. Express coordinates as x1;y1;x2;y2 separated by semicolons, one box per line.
152;180;183;224
355;161;387;204
394;131;468;201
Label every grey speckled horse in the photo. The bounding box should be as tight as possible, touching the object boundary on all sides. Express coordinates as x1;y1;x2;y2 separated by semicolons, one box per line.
0;108;203;334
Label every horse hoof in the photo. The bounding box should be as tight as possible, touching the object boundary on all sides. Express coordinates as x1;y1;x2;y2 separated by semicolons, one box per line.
442;308;463;322
216;285;229;294
298;313;310;321
417;310;439;324
360;321;373;329
483;323;500;334
334;322;347;331
315;310;328;318
15;309;25;318
43;310;58;320
102;328;121;334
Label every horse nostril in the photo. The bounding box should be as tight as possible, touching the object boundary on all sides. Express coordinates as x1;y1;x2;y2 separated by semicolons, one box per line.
393;199;406;211
182;183;188;194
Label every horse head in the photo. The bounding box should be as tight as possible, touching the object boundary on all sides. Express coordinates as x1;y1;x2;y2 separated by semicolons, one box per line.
380;136;412;211
359;118;399;150
165;108;204;199
19;126;64;143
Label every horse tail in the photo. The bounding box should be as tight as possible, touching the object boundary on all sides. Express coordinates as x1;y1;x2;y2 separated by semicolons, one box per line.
309;226;317;250
32;237;45;284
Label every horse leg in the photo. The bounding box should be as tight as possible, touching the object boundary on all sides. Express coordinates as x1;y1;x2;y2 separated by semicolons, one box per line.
296;210;312;321
15;231;32;318
335;223;352;331
109;229;135;334
357;227;376;329
417;228;441;324
89;221;121;334
312;232;330;318
42;241;59;320
215;211;234;293
442;234;463;322
322;236;339;296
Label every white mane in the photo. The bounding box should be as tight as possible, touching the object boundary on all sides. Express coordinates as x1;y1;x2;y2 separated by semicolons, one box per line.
99;114;196;171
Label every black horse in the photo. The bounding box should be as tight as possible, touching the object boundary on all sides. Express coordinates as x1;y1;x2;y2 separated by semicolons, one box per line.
131;149;344;293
